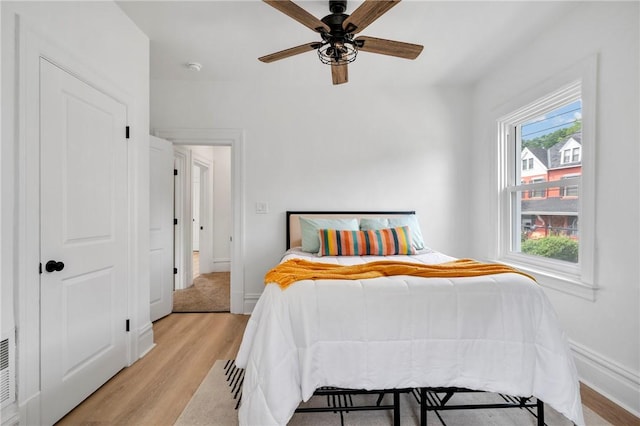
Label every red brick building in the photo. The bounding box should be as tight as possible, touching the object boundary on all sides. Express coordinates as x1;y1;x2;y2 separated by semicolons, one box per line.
520;133;581;239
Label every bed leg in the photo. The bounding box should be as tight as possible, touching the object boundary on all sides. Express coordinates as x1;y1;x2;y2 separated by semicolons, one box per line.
420;388;427;426
537;398;545;426
393;391;400;426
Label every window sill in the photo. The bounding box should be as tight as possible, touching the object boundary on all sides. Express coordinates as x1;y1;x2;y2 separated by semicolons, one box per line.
495;258;597;301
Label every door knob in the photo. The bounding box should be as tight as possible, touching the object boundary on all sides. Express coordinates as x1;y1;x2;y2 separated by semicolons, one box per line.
45;260;65;273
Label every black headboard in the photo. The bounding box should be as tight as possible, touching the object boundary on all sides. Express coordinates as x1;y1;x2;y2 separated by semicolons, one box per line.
286;210;416;250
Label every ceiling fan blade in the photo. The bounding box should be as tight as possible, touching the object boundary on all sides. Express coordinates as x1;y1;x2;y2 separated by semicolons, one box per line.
355;36;423;59
259;42;321;63
342;0;400;34
263;0;330;33
331;62;348;85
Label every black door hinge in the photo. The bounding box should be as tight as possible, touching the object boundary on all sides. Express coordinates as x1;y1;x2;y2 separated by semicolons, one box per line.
174;268;178;274
39;263;42;274
125;126;130;139
174;218;178;225
174;169;178;176
126;319;130;332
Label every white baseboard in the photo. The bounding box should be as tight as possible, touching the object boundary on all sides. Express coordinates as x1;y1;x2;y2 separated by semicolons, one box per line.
570;339;640;417
19;392;40;426
212;258;230;272
243;293;261;314
1;402;19;426
136;321;155;360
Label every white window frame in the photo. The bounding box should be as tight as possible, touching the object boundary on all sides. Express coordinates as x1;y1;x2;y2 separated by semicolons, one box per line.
496;58;597;300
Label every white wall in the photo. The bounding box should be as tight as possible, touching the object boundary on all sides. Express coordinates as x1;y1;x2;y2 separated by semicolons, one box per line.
211;146;232;272
1;1;150;423
151;80;473;303
471;2;639;415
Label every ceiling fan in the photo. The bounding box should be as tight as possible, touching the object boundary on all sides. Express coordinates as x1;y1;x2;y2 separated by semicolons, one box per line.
259;0;424;85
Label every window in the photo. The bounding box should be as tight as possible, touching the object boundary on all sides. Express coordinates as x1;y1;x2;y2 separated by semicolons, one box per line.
571;147;580;162
560;174;579;197
561;146;581;164
522;157;534;170
529;178;547;198
517;94;581;265
497;73;596;298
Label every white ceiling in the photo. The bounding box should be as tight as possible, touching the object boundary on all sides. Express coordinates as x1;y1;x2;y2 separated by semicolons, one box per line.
117;0;579;86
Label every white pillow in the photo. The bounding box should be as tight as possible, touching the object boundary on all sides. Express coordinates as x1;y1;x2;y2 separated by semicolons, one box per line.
359;217;389;230
299;217;359;253
359;215;426;250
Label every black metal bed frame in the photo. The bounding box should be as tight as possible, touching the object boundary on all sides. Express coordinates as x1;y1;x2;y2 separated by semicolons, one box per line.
295;386;545;426
226;360;546;426
418;387;545;426
295;387;411;426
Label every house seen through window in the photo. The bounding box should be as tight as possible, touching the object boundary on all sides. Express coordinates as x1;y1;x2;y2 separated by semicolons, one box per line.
518;98;582;263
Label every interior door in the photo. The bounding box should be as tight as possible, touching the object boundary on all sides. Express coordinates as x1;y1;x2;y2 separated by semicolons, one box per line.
192;165;201;253
149;136;174;321
173;147;190;290
39;58;129;425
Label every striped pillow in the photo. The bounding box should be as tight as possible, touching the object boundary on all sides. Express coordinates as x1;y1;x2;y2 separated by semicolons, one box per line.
318;226;415;256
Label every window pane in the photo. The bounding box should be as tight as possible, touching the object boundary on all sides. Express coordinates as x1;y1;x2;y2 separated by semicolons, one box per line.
515;186;579;263
514;99;582;264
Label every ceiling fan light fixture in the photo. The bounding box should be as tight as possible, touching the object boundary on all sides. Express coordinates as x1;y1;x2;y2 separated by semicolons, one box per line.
317;40;357;65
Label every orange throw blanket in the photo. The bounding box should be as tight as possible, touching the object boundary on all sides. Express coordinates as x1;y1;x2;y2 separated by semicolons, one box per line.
265;258;535;290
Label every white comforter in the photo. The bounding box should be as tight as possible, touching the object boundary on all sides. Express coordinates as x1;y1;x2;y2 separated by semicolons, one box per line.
236;249;585;426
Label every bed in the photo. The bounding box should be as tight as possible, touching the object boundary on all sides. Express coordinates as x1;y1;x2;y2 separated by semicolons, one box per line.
236;211;585;426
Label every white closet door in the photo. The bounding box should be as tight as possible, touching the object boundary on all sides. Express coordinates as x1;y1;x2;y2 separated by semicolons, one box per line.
39;58;129;425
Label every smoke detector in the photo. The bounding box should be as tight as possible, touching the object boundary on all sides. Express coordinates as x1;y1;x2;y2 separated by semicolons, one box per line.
186;62;202;72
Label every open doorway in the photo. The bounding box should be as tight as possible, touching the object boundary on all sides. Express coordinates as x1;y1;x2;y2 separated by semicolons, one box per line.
154;127;244;314
172;145;232;312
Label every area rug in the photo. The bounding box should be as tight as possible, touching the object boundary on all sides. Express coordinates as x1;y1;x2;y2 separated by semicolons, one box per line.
174;360;611;426
173;272;230;313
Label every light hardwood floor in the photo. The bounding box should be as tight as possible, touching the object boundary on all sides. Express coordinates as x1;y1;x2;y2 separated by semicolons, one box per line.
580;383;640;426
57;313;638;426
57;313;248;426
